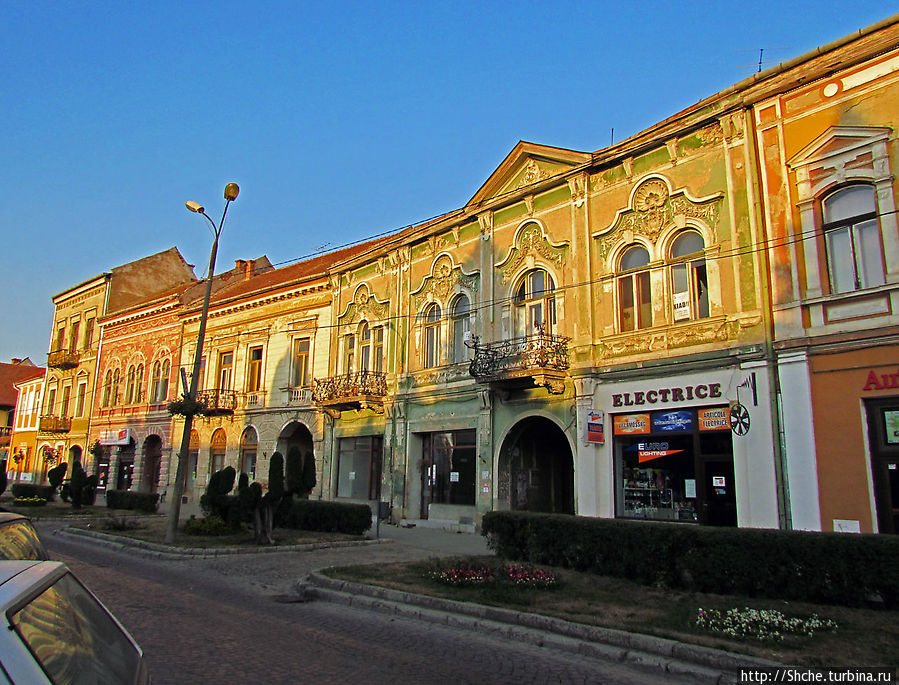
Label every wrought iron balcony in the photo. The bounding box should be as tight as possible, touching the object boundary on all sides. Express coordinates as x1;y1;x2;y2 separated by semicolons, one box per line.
468;326;570;395
196;389;238;417
39;415;72;433
47;349;80;370
312;371;387;415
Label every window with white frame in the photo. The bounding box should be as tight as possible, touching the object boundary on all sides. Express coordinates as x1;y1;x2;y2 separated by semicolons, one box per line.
359;322;384;373
292;338;311;387
217;352;233;390
75;381;87;417
669;230;710;321
617;245;652;332
60;386;71;417
513;269;556;337
421;303;441;368
343;333;355;374
823;185;885;294
46;387;57;416
451;294;471;363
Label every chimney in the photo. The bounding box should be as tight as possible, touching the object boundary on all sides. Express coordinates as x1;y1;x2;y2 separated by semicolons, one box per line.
235;259;256;280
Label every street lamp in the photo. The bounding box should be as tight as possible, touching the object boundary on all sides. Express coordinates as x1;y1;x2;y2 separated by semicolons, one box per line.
164;182;239;545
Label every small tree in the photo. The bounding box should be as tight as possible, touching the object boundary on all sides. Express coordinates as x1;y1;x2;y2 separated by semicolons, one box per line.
300;450;317;498
253;453;285;544
47;462;68;501
200;466;236;522
69;458;87;510
285;446;302;497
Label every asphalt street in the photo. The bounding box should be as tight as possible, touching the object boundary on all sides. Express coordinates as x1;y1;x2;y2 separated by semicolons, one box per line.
38;521;700;685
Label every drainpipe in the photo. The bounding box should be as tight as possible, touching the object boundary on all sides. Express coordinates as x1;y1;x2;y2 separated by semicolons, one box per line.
745;108;792;530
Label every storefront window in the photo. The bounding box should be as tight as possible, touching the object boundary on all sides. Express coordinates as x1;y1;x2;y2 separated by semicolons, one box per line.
336;436;383;500
614;406;734;525
422;430;476;509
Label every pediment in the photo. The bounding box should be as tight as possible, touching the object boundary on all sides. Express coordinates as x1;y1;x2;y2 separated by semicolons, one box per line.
788;126;891;168
467;141;591;206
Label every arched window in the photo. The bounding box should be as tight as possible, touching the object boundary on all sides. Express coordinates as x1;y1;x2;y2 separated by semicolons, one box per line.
102;370;113;407
125;365;136;404
670;231;709;321
240;428;258;481
823;185;884;293
618;245;652;332
151;359;170;402
451;294;471;363
111;368;121;406
360;322;371;371
210;429;227;476
421;303;441;368
135;364;144;403
513;269;556;336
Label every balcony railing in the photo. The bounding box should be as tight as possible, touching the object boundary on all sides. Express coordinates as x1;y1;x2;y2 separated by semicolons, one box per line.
38;415;72;433
241;390;266;409
196;389;238;417
468;326;570;395
47;349;80;370
312;371;387;415
287;387;313;405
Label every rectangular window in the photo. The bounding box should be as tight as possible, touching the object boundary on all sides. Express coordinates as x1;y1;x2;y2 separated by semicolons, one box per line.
75;382;87;417
343;334;355;374
61;387;71;417
56;326;66;352
672;261;709;321
83;317;95;350
421;430;477;509
373;327;384;373
424;325;439;368
336;436;383;499
69;321;80;352
292;338;310;387
247;346;263;392
46;388;57;416
218;352;233;390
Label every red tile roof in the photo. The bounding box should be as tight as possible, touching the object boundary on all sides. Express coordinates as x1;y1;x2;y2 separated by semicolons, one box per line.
0;361;45;408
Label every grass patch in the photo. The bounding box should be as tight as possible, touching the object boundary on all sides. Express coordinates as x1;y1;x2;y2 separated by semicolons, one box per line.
324;557;899;669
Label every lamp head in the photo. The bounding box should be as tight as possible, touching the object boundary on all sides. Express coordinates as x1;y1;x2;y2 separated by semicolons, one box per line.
185;200;204;213
224;183;240;201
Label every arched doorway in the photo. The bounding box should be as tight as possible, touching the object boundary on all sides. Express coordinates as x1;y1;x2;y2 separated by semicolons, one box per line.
116;438;136;491
141;435;163;493
497;416;574;514
278;422;316;495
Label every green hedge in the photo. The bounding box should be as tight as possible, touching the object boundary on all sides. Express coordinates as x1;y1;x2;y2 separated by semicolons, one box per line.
105;489;160;513
10;483;55;501
283;500;371;535
481;511;899;608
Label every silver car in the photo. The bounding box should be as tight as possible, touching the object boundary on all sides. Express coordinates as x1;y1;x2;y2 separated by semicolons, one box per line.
0;560;150;684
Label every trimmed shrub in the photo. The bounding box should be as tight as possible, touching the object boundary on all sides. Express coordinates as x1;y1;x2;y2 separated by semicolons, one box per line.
283;500;372;535
285;446;302;497
183;515;233;536
301;450;316;497
481;511;899;608
11;483;55;501
200;466;237;521
268;452;285;499
105;489;160;513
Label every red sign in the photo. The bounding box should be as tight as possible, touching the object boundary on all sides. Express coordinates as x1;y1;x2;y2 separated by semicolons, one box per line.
614;414;651;435
698;407;730;431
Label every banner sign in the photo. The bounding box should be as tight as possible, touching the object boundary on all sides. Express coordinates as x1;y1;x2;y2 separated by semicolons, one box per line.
613;414;650;435
697;407;730;431
626;441;684;463
586;410;605;444
651;411;693;433
99;428;131;446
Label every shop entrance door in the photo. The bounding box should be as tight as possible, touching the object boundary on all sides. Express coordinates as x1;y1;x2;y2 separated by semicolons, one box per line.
701;459;737;527
865;398;899;534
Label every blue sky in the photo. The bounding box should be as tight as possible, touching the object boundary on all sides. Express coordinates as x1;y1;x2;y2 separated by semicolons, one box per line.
1;1;892;364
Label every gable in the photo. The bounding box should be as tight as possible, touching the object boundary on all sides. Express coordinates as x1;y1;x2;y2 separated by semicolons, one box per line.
788;126;891;168
467;141;591;207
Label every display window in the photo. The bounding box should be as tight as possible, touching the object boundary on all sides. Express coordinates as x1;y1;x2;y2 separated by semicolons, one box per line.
421;430;476;514
614;405;734;525
336;436;383;500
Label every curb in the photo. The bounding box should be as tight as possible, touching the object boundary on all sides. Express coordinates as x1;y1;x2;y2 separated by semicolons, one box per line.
304;571;781;684
54;527;391;559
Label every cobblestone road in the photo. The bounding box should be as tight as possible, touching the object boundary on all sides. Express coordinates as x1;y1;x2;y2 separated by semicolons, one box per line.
40;524;697;685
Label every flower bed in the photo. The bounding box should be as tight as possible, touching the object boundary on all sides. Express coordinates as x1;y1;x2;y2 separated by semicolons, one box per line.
428;561;556;589
12;497;47;507
695;607;837;642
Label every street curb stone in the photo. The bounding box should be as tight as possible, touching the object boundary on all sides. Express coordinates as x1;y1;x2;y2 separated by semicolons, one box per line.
54;527;390;559
306;570;781;684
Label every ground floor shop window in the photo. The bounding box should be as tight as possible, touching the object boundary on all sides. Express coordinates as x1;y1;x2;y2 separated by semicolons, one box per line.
422;430;476;511
864;398;899;534
336;436;382;500
613;406;735;526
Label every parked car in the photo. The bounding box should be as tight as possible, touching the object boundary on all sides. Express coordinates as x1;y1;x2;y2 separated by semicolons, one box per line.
0;513;48;561
0;560;150;684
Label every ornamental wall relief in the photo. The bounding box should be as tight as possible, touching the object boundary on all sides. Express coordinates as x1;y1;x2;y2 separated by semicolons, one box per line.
595;176;723;260
410;254;480;312
495;222;568;284
337;283;389;327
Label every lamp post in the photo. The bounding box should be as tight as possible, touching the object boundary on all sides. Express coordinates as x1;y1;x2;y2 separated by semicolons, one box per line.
164;182;239;545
